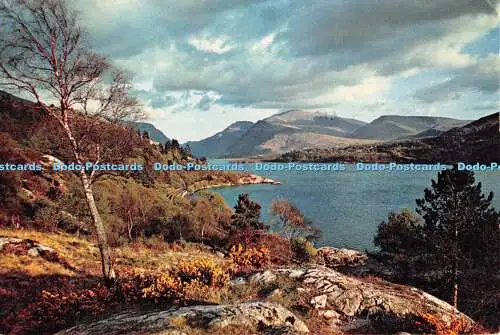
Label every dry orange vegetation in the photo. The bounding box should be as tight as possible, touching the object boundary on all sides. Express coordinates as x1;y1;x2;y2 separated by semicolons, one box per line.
0;228;234;334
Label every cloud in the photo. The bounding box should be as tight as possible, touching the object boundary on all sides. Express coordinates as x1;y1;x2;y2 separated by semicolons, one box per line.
70;0;500;140
414;56;500;103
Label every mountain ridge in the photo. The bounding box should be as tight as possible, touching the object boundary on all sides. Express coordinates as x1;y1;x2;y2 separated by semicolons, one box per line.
186;109;475;158
352;115;472;139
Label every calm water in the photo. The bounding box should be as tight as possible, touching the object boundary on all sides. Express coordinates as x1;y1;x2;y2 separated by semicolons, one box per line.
211;161;500;251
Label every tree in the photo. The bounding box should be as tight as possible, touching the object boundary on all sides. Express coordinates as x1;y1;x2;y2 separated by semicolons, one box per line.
0;0;145;284
374;209;426;282
270;198;321;242
231;193;267;248
415;166;499;309
231;193;265;231
375;166;500;319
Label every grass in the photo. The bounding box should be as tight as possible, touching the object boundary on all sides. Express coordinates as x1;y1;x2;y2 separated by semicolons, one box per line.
0;227;234;334
0;228;226;277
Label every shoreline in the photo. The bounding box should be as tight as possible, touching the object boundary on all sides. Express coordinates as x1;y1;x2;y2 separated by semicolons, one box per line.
190;173;280;195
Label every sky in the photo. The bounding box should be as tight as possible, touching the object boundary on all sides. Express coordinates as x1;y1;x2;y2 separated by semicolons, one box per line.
72;0;500;142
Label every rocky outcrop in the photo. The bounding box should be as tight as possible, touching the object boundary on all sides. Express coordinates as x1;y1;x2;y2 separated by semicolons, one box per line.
303;266;471;321
0;237;70;266
262;266;475;334
56;302;309;335
0;237;57;259
316;247;368;268
238;174;280;185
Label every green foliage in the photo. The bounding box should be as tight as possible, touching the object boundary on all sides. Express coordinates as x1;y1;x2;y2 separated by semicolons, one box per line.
290;237;317;262
375;166;500;328
231;193;266;231
374;209;423;254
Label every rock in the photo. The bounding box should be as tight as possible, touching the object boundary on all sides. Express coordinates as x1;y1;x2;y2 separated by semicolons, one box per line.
300;266;475;332
310;294;327;309
214;251;225;258
0;237;60;263
41;154;63;166
0;237;23;251
317;310;340;320
248;270;277;285
27;244;56;257
267;288;283;299
276;268;306;279
316;247;368;268
340;317;371;332
56;302;309;335
230;277;247;286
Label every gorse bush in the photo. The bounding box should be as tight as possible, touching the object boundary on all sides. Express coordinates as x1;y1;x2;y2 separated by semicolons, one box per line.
420;313;471;335
140;272;183;303
177;258;230;289
229;244;271;274
121;257;230;304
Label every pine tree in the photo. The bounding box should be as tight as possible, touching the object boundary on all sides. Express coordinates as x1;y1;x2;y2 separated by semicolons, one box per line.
374;166;499;323
415;165;500;309
231;193;265;231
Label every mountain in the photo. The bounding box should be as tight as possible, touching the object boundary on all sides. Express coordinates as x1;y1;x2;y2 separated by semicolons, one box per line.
133;122;168;144
352;115;472;139
421;111;499;163
265;110;366;136
184;121;254;158
273;112;499;164
227;110;369;157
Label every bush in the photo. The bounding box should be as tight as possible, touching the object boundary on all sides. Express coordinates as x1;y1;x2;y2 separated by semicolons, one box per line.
121;257;230;304
6;283;114;335
177;258;229;289
290;237;317;262
420;313;471;335
229;244;271;274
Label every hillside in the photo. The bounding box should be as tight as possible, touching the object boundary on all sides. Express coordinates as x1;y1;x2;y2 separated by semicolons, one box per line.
265;110;366;136
352;115;471;139
0;230;478;335
273;112;499;164
226;110;369;157
185;111;477;158
133;122;169;144
185;121;254;158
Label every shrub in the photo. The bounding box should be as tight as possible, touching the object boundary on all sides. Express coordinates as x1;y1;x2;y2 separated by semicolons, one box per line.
121;257;230;304
421;313;471;335
229;244;271;274
141;272;182;303
290;237;317;262
6;283;114;335
178;258;229;288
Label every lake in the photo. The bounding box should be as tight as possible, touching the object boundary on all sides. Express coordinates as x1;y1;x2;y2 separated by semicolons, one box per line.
211;162;500;251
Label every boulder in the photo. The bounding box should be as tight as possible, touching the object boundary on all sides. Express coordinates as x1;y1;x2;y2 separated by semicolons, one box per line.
56;302;309;335
0;237;24;251
316;247;368;268
300;266;475;332
230;277;247;286
0;237;60;263
310;294;327;309
248;270;277;285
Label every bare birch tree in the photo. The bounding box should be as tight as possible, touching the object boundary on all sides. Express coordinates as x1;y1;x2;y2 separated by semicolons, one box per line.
0;0;145;284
